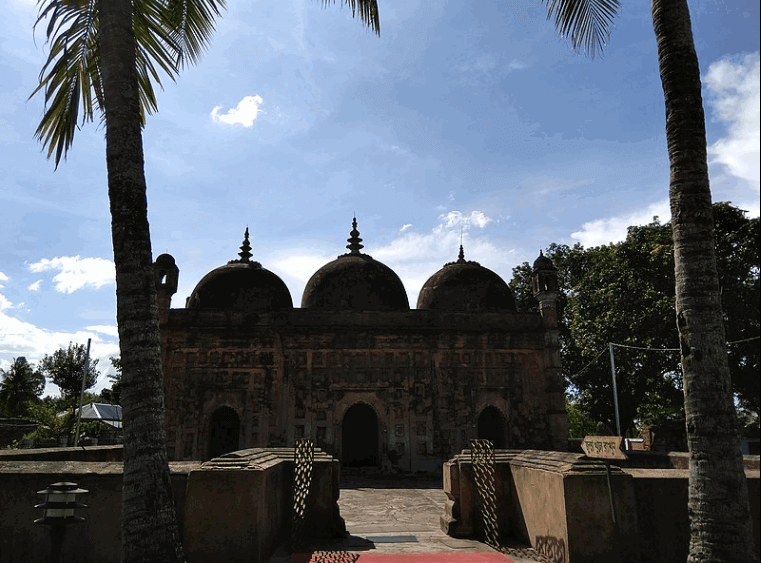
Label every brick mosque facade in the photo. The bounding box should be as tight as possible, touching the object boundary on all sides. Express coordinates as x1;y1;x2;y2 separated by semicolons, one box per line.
154;220;566;471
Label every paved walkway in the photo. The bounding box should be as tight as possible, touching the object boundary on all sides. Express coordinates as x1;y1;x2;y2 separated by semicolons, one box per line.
264;473;550;563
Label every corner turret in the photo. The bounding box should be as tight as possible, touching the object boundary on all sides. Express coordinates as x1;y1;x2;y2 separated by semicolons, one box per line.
154;253;179;323
532;251;558;328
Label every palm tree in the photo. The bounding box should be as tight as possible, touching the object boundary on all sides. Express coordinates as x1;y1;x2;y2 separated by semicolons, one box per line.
543;0;756;561
0;357;45;417
31;1;379;561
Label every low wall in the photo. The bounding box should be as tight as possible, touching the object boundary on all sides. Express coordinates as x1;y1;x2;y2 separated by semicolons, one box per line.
442;449;760;563
183;448;344;563
0;460;196;563
0;444;124;462
0;448;343;563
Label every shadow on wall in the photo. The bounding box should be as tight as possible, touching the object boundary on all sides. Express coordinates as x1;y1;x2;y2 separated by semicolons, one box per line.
535;535;567;563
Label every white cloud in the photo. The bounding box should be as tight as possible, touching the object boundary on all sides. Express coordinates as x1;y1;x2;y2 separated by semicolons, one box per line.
572;52;760;250
28;256;115;294
0;294;12;311
275;255;333;285
439;210;493;230
86;325;119;338
508;60;528;71
373;210;513;306
0;272;8;285
0;311;120;397
373;212;500;267
704;52;760;209
211;95;265;127
28;280;41;291
399;223;413;233
571;200;671;248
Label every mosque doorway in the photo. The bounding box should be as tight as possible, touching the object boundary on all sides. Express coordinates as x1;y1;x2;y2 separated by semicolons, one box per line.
342;403;379;467
477;406;506;449
209;406;240;459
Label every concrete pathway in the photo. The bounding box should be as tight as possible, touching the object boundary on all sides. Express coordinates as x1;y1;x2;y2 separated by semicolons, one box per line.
264;473;551;563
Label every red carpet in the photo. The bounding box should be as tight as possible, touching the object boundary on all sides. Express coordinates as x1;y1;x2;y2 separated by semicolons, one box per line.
292;553;514;563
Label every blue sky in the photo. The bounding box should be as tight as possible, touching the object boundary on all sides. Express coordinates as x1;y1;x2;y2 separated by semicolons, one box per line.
1;0;758;396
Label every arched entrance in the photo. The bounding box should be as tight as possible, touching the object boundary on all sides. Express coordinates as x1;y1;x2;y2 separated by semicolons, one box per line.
208;406;240;459
477;406;506;449
342;403;379;467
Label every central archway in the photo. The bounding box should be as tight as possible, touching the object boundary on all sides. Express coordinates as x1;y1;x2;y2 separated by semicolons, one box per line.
208;406;240;459
342;403;379;467
477;406;506;449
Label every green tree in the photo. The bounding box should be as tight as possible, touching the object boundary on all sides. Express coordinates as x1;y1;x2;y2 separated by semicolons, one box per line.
566;398;605;438
39;343;99;403
536;2;757;557
0;357;45;418
31;1;379;561
511;201;759;559
713;203;760;416
100;356;123;405
511;204;760;434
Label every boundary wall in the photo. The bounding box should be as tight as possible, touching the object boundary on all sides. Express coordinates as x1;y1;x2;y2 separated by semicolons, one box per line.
0;447;343;563
442;449;761;563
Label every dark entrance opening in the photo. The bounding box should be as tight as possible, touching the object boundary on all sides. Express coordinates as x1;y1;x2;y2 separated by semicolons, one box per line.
342;403;379;467
477;406;506;449
209;406;240;459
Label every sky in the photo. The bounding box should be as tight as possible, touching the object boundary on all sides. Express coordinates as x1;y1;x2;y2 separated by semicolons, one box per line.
0;0;759;397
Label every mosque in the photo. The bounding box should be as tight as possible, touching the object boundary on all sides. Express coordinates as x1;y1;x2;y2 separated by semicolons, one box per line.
153;219;566;471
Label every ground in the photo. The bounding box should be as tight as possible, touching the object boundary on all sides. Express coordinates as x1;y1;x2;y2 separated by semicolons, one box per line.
264;472;554;563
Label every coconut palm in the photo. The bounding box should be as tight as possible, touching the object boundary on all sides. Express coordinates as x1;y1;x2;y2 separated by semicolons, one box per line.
0;357;45;417
543;0;756;561
31;1;379;561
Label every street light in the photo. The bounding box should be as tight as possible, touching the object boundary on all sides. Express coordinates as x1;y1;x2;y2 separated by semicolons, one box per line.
35;482;88;563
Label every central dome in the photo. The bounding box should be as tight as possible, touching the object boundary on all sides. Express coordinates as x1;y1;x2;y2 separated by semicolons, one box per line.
186;229;293;314
301;219;410;311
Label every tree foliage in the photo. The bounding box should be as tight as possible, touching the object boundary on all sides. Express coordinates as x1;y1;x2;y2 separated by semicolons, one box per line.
38;343;99;403
510;203;760;436
0;357;45;417
100;356;123;405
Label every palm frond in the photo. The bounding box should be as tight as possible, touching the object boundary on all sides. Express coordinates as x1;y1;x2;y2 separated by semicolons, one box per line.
321;0;381;36
31;0;102;167
543;0;620;58
31;0;225;166
163;0;226;68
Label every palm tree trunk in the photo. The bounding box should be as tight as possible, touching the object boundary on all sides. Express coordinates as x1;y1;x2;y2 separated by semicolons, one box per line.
97;1;185;561
651;0;757;561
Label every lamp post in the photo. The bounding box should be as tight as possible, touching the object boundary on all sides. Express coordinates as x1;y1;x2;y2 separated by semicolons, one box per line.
34;482;88;563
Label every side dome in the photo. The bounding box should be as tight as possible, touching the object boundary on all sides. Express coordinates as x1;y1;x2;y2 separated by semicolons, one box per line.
417;246;517;312
301;219;410;311
186;229;293;313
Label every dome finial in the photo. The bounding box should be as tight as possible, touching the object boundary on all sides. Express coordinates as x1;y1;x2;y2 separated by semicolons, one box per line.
238;227;253;263
457;244;466;263
346;217;364;255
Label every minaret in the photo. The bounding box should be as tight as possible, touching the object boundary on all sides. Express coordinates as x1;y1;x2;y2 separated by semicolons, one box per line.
532;251;566;450
154;253;179;324
532;250;559;328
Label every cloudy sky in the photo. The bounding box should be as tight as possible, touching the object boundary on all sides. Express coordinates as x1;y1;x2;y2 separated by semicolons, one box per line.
1;0;758;396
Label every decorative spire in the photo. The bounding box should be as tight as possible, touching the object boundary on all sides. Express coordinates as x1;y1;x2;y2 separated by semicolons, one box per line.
457;244;466;263
444;243;479;267
346;217;364;255
238;228;253;262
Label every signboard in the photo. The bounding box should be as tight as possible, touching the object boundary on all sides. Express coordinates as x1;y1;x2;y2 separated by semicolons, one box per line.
581;436;628;461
